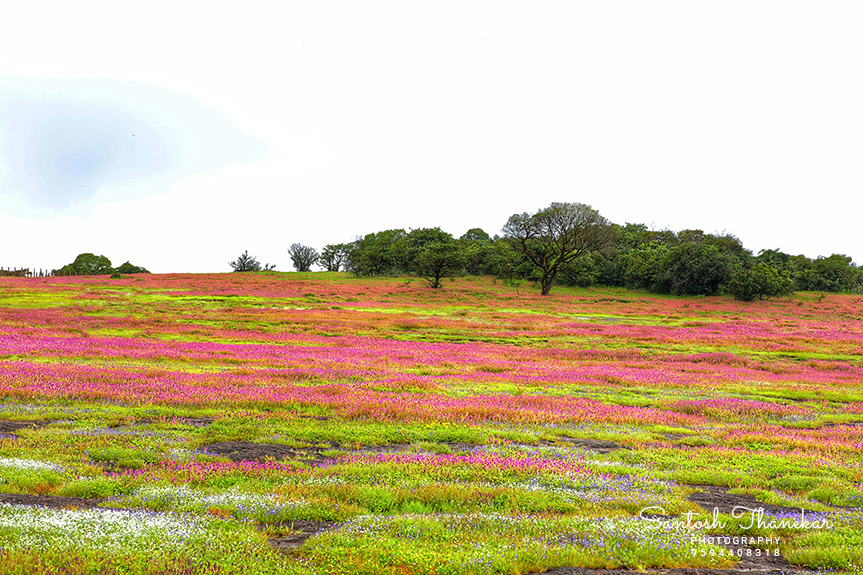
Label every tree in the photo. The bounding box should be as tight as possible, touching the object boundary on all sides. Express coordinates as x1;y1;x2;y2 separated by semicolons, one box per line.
755;249;792;270
460;228;491;242
416;242;466;288
799;254;860;292
345;229;406;276
401;228;454;275
115;261;150;274
288;243;319;272
320;244;350;272
559;253;604;287
652;242;738;296
229;250;262;272
726;263;792;301
502;202;615;295
56;253;114;276
621;242;668;290
488;240;533;282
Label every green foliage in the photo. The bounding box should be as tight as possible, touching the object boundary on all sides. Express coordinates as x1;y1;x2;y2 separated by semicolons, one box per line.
503;202;615;295
229;250;262;272
558;253;603;287
621;242;668;290
325;205;859;300
653;242;739;296
416;243;466;288
798;254;862;293
346;229;407;276
54;255;150;278
726;262;792;301
461;239;496;276
320;244;350;272
401;228;454;273
115;262;150;274
459;228;491;242
488;240;534;282
754;250;862;293
288;243;319;272
56;253;114;276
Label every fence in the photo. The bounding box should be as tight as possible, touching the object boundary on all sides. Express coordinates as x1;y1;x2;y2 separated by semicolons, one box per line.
0;267;80;278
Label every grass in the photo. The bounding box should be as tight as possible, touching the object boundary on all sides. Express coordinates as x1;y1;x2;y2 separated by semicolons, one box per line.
0;273;861;573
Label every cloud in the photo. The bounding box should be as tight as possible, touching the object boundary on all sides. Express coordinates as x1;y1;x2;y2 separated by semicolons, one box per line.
0;76;265;213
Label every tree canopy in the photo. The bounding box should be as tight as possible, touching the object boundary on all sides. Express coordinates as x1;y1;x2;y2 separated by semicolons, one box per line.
58;201;859;299
320;244;350;272
116;262;150;274
229;251;262;272
502;202;615;295
326;208;860;297
288;243;320;272
57;253;114;276
55;254;150;276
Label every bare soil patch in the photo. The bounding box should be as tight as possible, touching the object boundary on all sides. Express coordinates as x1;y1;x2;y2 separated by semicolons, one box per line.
558;437;627;454
684;484;822;574
687;484;802;516
202;441;339;466
264;520;338;553
0;418;53;440
133;416;215;428
436;441;481;452
0;418;52;431
295;414;330;421
0;492;105;510
163;416;215;427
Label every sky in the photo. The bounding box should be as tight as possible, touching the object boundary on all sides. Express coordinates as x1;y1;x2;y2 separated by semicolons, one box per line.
1;1;861;273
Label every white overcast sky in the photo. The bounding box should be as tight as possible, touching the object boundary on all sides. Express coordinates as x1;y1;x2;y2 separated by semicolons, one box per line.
1;1;861;273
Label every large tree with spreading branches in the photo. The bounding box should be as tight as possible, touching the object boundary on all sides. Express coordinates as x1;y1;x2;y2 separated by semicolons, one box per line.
503;202;615;295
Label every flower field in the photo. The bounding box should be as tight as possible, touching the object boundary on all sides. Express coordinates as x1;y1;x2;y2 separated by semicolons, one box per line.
0;272;861;574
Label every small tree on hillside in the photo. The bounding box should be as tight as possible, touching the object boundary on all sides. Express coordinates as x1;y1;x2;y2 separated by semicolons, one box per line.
416;243;466;288
288;243;319;272
320;244;349;272
229;250;262;272
402;228;454;274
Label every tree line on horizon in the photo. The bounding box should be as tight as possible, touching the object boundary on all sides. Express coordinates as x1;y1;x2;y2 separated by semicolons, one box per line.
232;202;862;300
45;202;860;300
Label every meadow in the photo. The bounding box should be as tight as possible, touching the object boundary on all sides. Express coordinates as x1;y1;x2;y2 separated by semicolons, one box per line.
0;272;861;574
